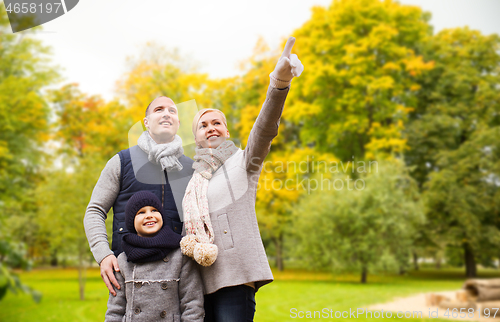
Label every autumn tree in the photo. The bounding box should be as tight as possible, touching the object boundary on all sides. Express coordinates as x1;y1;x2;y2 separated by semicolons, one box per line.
287;0;434;160
235;0;436;269
248;0;434;271
34;84;128;300
406;27;500;277
293;160;424;283
0;3;58;301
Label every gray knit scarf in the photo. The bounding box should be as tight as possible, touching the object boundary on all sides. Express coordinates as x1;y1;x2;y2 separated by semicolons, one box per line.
137;131;184;172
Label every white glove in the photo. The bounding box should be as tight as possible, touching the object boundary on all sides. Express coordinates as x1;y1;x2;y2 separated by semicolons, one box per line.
270;37;304;88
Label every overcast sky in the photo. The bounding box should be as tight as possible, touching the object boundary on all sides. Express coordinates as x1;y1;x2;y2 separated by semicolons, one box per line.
30;0;500;100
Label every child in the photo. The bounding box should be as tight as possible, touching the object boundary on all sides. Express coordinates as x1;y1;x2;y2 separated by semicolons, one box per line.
105;191;204;322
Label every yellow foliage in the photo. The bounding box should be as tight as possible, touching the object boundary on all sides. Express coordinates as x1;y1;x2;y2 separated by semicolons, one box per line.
283;101;321;123
382;62;401;71
368;76;395;92
404;56;435;76
0;141;10;160
410;84;421;91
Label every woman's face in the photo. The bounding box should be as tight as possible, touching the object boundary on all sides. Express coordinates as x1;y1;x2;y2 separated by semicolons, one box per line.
195;111;230;149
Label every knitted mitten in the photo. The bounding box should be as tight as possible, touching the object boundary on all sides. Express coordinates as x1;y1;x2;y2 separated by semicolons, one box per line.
180;235;218;267
194;243;218;267
269;37;304;88
180;235;197;257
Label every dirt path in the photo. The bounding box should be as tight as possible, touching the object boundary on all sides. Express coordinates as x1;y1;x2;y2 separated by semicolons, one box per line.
367;291;500;321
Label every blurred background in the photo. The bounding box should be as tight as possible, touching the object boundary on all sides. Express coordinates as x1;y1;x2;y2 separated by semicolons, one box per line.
1;0;500;321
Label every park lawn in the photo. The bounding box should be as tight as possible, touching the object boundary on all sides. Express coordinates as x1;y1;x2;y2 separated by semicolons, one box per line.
0;267;499;321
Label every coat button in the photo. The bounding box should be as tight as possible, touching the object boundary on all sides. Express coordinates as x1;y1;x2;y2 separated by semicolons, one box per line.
224;230;227;234
161;282;168;290
119;228;123;231
160;310;167;318
135;282;142;289
163;257;169;262
134;307;141;314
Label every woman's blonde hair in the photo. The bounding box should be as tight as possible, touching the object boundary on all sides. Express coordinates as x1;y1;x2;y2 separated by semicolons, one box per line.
192;108;228;136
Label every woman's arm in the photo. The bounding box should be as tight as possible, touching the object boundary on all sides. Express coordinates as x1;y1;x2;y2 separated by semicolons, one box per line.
244;37;304;173
244;86;290;173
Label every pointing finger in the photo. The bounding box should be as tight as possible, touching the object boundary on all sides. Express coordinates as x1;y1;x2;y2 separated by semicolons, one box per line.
280;37;296;59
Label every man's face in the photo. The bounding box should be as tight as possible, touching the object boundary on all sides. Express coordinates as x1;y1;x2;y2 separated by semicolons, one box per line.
143;97;180;144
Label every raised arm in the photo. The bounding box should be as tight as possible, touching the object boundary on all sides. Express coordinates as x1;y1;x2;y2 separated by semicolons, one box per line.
245;37;304;172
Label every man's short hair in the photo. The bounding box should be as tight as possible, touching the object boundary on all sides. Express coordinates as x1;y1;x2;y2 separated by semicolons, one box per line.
145;96;172;117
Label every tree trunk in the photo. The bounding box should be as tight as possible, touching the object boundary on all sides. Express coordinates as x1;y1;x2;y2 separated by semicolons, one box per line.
435;257;441;269
464;242;477;278
361;266;367;283
78;246;86;301
50;249;58;267
413;252;419;271
274;234;284;272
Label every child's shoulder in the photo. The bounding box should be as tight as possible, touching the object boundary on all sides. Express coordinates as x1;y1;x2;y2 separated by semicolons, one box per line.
117;252;133;272
117;252;128;263
117;249;194;272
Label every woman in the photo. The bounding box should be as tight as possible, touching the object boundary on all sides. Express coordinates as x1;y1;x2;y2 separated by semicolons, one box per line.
181;37;303;322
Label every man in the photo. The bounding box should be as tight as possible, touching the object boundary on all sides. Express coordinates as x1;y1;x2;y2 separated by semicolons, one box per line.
84;96;194;296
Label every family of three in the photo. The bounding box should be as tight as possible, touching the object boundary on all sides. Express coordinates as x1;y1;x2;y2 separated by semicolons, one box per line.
84;37;304;322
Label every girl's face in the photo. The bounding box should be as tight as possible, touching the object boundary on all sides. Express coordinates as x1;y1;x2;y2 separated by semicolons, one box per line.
134;206;163;237
195;111;230;149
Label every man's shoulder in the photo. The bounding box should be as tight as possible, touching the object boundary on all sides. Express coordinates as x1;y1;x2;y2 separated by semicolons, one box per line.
117;145;140;157
117;145;146;164
116;146;192;162
115;146;194;176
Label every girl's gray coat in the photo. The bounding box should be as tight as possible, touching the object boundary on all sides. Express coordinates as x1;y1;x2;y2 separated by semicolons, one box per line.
105;249;204;322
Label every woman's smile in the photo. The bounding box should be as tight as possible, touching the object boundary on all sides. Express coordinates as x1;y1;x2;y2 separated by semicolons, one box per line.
195;111;230;148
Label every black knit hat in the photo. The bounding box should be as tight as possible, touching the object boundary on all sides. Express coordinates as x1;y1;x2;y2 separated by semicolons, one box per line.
125;191;164;234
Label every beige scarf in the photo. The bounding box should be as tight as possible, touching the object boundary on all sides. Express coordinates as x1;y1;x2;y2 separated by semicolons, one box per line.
180;140;239;266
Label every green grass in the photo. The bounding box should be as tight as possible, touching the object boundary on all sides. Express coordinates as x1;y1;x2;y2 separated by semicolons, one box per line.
1;267;499;321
